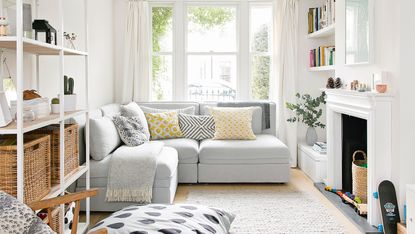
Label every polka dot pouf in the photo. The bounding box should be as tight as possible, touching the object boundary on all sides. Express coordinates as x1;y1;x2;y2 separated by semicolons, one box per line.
185;187;347;234
89;204;235;234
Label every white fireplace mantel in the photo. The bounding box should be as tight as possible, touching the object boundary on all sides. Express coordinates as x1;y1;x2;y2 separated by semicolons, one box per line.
324;89;393;226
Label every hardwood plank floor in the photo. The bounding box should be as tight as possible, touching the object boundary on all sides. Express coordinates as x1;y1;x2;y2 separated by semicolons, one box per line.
82;169;362;233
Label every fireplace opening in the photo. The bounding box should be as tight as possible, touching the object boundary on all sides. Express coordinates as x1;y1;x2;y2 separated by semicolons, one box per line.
342;114;367;193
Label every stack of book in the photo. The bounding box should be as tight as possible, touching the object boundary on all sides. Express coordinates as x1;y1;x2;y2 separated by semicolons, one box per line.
309;46;335;68
313;142;327;154
308;0;336;34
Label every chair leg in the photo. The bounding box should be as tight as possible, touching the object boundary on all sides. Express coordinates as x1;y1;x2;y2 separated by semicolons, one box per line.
71;200;81;234
47;208;54;231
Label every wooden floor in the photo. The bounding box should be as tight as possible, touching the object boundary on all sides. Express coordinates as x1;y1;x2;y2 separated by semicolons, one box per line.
83;169;362;233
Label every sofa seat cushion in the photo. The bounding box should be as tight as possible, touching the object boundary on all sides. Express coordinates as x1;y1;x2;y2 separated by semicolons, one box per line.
199;134;290;164
155;138;199;164
82;146;178;188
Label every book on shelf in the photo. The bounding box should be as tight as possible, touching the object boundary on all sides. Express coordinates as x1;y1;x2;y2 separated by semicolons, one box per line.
312;142;327;154
309;46;335;68
308;0;336;34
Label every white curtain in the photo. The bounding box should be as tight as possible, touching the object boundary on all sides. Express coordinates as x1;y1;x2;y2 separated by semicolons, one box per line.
122;0;151;103
273;0;299;167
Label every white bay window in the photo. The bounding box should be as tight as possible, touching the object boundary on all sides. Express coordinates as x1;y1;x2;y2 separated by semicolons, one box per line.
150;1;274;101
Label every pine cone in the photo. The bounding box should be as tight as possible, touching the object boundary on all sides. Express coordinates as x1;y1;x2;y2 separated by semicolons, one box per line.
326;77;335;89
335;78;342;89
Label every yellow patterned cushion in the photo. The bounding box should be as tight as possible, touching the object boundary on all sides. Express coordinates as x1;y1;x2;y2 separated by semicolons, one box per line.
210;107;256;140
145;111;183;140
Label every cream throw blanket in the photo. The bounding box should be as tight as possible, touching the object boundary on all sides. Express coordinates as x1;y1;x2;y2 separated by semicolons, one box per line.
106;141;164;203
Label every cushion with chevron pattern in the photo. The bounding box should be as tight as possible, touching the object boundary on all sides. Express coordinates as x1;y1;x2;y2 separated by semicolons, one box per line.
178;113;215;140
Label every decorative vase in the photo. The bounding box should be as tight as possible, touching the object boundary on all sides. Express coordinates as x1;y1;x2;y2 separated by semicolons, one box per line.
306;126;318;146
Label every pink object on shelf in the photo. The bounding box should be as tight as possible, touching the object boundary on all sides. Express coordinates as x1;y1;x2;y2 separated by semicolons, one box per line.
376;84;387;93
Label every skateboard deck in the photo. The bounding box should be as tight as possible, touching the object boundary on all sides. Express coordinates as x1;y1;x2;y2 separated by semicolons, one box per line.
378;180;400;234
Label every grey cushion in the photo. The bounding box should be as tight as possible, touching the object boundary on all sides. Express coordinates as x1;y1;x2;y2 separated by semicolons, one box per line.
89;117;122;160
155;138;199;164
200;104;262;134
140;106;196;115
121;102;150;139
199;134;290;164
82;146;178;188
112;115;149;147
0;191;55;234
178;114;215;140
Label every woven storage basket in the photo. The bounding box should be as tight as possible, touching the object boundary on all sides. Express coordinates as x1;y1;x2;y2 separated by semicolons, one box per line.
31;124;79;184
0;134;51;203
352;150;367;203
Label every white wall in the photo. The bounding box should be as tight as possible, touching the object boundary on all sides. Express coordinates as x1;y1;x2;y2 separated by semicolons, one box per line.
399;0;415;218
4;0;115;110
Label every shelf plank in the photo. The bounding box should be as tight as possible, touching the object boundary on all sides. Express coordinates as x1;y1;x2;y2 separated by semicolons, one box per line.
0;110;87;134
307;24;335;39
64;48;88;56
65;222;88;234
43;165;88;200
0;37;87;56
309;65;335;72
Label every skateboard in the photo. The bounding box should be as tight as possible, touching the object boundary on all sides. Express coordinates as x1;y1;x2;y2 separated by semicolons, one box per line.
378;180;400;234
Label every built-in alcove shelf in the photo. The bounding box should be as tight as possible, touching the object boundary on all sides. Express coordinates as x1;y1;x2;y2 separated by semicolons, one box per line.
309;65;335;72
307;24;335;39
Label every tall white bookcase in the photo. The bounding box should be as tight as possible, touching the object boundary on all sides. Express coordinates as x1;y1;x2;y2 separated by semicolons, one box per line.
0;0;90;233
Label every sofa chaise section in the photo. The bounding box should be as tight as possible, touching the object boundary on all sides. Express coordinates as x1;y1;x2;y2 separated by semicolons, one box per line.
198;134;290;183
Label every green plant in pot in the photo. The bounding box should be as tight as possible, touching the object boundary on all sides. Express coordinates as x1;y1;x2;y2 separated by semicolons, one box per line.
51;97;60;114
286;92;326;146
63;76;76;111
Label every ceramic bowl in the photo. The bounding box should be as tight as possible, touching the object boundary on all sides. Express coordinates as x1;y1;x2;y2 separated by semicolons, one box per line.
376;84;387;93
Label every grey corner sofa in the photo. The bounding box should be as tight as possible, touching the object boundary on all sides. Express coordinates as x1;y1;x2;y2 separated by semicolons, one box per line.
74;101;290;212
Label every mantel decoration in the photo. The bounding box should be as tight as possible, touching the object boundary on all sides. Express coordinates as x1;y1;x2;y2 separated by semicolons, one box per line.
286;92;326;146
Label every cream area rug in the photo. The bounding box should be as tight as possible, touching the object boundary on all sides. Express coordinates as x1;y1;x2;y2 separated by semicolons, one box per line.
183;186;347;234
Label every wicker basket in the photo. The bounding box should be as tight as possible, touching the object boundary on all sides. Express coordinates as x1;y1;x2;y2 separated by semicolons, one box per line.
31;124;79;184
352;150;367;203
0;134;51;203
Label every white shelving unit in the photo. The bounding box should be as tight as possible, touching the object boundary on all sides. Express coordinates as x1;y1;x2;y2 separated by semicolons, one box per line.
307;24;335;39
309;65;335;72
0;0;90;233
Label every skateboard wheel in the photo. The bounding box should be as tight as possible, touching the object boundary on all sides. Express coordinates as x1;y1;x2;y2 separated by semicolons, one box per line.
373;192;378;199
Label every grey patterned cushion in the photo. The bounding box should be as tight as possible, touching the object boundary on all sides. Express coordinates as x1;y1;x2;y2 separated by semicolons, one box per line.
113;115;149;147
179;114;215;140
0;191;55;234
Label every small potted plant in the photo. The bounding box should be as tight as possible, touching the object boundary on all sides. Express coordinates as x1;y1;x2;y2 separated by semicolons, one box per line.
63;75;76;111
51;97;60;114
286;92;326;146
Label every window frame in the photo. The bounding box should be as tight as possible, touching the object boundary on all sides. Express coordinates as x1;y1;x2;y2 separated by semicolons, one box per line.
248;2;274;100
149;0;274;101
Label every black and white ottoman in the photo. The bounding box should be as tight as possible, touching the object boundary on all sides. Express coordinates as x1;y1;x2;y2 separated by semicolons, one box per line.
88;204;235;234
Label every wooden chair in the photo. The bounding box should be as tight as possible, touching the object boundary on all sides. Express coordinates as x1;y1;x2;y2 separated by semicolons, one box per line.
28;188;98;234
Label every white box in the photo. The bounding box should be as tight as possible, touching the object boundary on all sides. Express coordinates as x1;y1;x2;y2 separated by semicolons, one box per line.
298;143;327;183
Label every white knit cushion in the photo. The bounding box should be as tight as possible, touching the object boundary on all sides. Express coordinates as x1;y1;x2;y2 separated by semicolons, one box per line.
113;115;149;146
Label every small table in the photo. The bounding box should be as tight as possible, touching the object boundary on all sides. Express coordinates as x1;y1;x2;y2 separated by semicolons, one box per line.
298;143;327;183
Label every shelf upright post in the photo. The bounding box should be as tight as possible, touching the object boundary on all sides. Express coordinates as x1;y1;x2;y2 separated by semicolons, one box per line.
84;0;91;227
15;0;24;202
58;0;65;232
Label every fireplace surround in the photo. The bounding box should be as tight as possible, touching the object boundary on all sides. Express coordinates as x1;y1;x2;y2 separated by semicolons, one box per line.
325;89;393;226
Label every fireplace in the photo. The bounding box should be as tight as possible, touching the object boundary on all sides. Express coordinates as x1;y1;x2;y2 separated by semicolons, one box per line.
342;114;367;193
325;89;393;226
